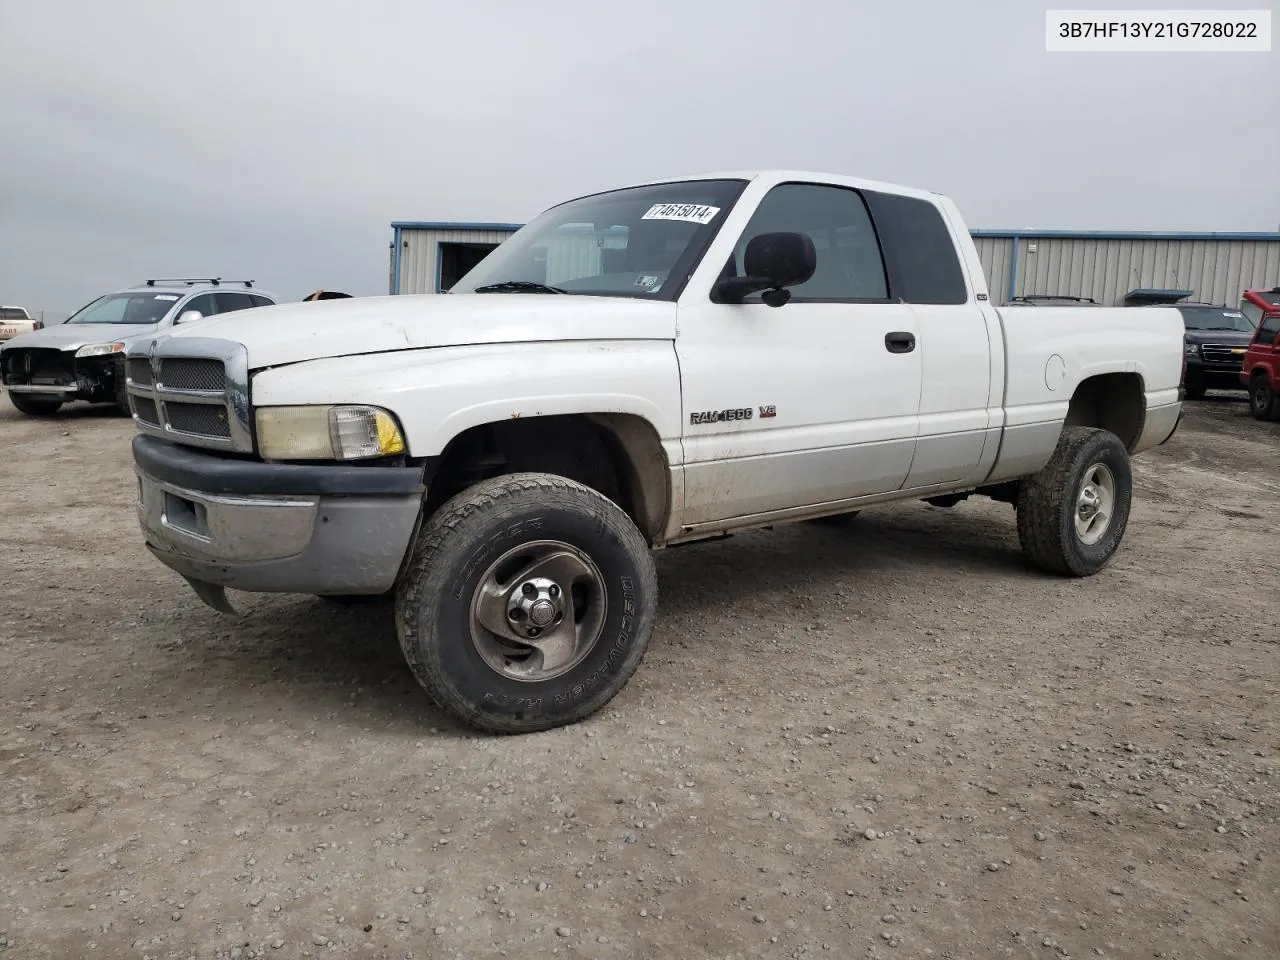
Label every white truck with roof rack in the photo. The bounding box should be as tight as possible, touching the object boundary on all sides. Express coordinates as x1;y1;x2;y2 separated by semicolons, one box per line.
124;169;1184;734
0;279;277;416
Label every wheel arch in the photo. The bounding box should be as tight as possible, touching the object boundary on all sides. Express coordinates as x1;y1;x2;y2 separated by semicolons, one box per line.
423;412;672;542
1064;372;1146;452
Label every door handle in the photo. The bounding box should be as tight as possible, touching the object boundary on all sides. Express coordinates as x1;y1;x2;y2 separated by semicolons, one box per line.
885;331;916;354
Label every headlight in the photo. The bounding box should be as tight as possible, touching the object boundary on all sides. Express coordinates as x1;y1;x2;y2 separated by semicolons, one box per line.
255;405;407;460
1184;342;1200;357
75;342;126;358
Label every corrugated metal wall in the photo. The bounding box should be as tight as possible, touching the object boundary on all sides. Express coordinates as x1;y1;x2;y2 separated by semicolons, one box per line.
397;229;518;294
396;226;1280;305
974;236;1012;304
1009;237;1280;306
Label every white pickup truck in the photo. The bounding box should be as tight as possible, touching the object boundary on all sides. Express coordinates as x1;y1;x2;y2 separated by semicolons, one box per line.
125;169;1183;733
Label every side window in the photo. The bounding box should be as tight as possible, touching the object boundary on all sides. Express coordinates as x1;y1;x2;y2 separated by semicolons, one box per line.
727;183;888;302
215;292;257;314
863;192;969;305
248;294;275;308
177;293;218;322
1258;317;1280;346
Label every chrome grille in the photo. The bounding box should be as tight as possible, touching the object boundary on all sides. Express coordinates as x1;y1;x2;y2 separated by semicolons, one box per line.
165;402;231;438
133;396;160;426
1200;344;1245;367
125;336;252;453
127;357;153;386
159;358;225;391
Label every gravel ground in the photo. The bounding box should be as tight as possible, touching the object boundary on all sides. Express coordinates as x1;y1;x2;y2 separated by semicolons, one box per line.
1;393;1276;960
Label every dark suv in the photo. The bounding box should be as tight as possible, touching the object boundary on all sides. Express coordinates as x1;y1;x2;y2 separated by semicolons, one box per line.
1173;302;1257;400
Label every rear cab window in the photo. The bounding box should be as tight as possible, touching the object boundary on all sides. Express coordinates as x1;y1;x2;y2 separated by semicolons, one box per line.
862;192;969;305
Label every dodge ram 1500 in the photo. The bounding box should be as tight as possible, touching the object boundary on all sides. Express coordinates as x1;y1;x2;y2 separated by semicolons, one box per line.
124;169;1184;733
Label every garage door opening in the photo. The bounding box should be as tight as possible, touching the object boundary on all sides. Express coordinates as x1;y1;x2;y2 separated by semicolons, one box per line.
438;242;500;292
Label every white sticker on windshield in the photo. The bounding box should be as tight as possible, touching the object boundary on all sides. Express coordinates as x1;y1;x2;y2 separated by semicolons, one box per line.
641;203;720;225
1224;310;1243;317
154;294;180;301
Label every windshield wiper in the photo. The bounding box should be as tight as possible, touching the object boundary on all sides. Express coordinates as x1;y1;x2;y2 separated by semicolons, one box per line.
473;280;567;294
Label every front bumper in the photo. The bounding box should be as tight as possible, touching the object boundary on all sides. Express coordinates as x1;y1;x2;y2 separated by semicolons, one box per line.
1;348;121;400
133;435;425;606
1184;359;1246;389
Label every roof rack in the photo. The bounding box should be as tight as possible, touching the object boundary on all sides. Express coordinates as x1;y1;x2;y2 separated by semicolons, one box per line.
144;278;255;288
1009;294;1099;304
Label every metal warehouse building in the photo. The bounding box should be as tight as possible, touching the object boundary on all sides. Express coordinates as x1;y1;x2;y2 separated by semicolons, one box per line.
390;220;1280;306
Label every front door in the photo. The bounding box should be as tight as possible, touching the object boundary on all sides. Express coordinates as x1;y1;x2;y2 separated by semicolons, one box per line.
675;181;923;527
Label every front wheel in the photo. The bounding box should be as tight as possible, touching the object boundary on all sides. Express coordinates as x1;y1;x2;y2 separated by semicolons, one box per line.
395;472;658;734
1015;426;1133;577
1182;383;1206;401
8;392;63;416
1249;376;1280;422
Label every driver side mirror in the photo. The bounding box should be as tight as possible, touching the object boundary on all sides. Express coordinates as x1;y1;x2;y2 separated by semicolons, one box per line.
713;231;816;307
176;309;203;324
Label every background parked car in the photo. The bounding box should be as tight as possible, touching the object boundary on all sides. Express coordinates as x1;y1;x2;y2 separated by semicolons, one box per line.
1171;301;1257;400
1241;307;1280;421
0;305;44;342
0;279;276;416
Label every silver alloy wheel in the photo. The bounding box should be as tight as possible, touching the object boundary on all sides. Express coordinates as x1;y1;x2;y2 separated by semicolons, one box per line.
1074;462;1116;545
468;539;607;682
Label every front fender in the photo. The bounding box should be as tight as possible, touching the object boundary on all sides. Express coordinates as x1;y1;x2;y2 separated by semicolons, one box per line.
248;340;683;458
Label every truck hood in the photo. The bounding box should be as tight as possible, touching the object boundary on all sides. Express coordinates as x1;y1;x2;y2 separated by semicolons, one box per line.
0;322;161;353
1184;329;1255;346
162;293;678;370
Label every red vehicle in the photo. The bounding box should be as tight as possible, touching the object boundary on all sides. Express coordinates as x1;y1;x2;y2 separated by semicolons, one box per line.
1239;287;1280;421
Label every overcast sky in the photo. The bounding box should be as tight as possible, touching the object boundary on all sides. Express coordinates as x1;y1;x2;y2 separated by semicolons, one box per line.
1;0;1277;318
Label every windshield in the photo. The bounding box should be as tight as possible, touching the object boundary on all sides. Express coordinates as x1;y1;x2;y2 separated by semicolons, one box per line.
1179;305;1256;333
67;291;182;325
450;179;748;300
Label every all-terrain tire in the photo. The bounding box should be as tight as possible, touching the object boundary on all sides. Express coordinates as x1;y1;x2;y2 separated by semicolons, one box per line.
1249;374;1280;422
1016;426;1132;577
394;472;658;734
8;392;63;416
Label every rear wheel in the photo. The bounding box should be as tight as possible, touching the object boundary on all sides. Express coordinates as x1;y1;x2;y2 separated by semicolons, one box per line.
1016;426;1132;577
8;392;63;416
395;472;658;734
1249;375;1280;421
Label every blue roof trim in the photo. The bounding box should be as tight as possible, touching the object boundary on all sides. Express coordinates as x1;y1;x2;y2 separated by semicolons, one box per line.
970;229;1280;241
394;222;1280;242
390;221;525;232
